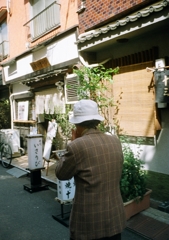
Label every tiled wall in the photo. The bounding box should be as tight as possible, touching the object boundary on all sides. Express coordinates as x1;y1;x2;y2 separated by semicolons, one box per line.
78;0;154;33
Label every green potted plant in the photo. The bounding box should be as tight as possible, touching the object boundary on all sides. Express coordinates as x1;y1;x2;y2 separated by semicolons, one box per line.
120;141;147;202
120;139;152;220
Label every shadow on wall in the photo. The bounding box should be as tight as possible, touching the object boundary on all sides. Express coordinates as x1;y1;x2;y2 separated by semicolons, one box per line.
138;108;169;201
140;108;169;175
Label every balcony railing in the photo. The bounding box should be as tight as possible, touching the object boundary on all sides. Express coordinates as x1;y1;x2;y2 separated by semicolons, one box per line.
24;1;60;40
0;40;9;61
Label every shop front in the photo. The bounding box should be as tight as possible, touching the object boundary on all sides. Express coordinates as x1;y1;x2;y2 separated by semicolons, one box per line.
1;28;80;184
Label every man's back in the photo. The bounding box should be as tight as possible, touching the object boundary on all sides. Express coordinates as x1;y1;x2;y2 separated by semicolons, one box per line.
56;99;126;240
57;129;126;240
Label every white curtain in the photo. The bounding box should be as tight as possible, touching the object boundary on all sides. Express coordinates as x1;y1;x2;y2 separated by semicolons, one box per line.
35;89;65;115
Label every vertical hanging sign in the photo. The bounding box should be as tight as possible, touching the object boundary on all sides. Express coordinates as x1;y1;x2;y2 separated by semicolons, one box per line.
154;69;169;103
27;134;43;170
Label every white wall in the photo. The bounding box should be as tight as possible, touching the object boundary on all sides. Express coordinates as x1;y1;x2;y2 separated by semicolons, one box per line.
13;83;30;93
141;109;169;175
129;110;169;175
47;33;78;65
4;32;78;83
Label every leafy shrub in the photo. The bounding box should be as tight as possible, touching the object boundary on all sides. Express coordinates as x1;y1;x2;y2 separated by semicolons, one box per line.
120;143;147;202
0;99;11;129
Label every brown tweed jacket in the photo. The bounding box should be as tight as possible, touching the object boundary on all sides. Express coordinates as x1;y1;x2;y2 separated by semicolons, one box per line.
56;129;126;240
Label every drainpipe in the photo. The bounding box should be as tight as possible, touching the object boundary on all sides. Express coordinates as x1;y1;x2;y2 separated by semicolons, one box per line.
9;91;31;129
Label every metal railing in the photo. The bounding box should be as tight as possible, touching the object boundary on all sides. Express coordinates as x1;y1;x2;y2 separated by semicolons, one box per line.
24;1;60;40
0;40;9;61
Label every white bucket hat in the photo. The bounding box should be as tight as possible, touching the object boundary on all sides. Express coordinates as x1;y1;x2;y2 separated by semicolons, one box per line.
69;99;104;124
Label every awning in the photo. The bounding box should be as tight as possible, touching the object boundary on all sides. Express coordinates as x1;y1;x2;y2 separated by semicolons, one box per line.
5;58;79;84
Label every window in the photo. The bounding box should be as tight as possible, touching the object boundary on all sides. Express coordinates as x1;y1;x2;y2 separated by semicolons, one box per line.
64;74;79;104
0;20;8;60
24;0;60;40
32;0;55;15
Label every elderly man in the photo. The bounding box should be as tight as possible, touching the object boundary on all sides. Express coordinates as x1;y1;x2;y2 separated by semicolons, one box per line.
55;99;126;240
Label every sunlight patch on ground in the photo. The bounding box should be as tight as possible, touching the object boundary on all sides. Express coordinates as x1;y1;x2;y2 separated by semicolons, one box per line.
0;175;14;180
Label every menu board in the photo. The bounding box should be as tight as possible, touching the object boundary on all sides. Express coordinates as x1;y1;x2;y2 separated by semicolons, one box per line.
18;101;29;120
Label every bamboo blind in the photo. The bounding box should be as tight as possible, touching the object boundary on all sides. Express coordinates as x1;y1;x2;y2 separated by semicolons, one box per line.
112;61;156;137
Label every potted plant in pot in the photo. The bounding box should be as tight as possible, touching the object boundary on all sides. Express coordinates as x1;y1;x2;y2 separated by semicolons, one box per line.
120;139;152;220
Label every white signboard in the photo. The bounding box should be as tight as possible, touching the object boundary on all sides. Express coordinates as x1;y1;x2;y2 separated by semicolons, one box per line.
43;121;57;160
18;101;29;120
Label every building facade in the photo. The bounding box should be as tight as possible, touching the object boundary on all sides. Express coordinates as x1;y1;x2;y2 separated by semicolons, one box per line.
76;0;169;200
0;0;80;150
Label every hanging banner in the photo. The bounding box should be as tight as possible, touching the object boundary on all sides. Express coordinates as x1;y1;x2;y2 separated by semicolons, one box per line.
154;70;169;103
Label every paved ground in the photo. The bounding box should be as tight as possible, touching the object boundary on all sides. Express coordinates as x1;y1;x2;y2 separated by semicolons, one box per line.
142;207;169;225
0;164;148;240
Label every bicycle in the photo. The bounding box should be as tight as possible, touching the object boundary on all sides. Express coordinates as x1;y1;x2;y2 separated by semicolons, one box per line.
0;130;12;168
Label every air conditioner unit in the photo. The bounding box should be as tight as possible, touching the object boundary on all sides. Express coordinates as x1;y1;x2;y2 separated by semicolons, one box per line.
64;73;79;104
